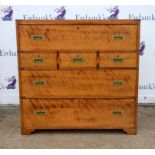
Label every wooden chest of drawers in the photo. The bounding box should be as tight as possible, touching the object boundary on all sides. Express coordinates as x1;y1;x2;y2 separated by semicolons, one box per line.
16;20;140;135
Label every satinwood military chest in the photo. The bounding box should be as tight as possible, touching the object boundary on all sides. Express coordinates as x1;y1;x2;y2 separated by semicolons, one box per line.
16;20;140;135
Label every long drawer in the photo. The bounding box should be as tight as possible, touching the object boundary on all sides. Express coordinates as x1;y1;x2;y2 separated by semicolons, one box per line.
20;70;137;98
18;25;138;52
22;98;135;129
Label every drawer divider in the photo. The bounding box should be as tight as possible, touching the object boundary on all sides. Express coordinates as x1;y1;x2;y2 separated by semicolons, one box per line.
57;50;59;70
96;50;100;70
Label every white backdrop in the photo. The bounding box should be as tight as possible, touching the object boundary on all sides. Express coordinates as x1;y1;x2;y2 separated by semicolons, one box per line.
0;5;155;104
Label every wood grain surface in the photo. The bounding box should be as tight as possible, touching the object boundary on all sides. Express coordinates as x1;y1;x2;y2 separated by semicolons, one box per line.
19;53;57;69
16;19;140;25
16;20;140;135
20;70;137;98
59;52;97;69
22;98;135;129
100;53;137;68
19;25;138;52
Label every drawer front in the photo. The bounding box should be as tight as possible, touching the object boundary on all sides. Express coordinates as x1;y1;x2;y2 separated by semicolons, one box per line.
59;52;97;69
19;53;57;69
22;98;135;129
100;53;137;68
19;25;138;52
21;70;137;98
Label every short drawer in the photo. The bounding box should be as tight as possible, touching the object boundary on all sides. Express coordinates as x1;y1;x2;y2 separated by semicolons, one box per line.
100;53;137;68
22;98;135;129
20;70;137;98
19;53;57;69
59;52;97;69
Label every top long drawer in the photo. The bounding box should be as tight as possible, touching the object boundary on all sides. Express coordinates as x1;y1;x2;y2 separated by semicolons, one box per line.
18;25;138;52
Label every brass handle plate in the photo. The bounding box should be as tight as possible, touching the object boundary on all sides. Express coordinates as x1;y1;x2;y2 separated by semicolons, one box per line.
32;80;47;86
112;80;124;86
35;110;47;115
112;57;124;63
32;35;45;41
112;34;125;40
71;56;86;63
112;110;124;116
32;57;45;64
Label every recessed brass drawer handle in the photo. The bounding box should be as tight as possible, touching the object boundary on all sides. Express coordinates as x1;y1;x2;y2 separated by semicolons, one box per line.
112;110;124;116
32;80;47;86
112;57;124;63
71;56;86;63
32;57;45;63
112;80;124;86
112;34;125;40
34;110;47;116
32;35;45;41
